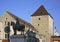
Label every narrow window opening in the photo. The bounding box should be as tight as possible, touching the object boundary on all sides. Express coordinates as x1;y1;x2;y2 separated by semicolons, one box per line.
0;31;1;32
38;24;39;26
5;34;9;38
39;18;40;20
6;18;7;20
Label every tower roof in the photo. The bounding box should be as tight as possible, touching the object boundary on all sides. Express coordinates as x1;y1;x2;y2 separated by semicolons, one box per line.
31;5;53;19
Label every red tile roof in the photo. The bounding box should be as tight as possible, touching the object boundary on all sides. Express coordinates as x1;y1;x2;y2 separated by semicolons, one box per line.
31;5;53;19
2;39;9;42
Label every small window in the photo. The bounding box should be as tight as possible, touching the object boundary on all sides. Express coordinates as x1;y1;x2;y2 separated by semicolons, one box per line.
38;24;39;26
0;31;1;32
38;18;40;20
5;34;9;38
6;18;7;20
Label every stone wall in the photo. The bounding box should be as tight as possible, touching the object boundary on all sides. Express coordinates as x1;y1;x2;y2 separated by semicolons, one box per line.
0;12;33;42
31;15;53;42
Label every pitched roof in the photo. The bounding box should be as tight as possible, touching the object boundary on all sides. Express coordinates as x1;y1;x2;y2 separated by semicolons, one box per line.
6;11;37;31
31;5;53;19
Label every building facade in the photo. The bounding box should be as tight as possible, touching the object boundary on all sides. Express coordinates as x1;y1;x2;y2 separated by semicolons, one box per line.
31;5;53;42
0;11;37;42
0;5;59;42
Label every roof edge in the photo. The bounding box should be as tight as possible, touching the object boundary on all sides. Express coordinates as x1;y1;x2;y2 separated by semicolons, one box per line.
31;5;53;19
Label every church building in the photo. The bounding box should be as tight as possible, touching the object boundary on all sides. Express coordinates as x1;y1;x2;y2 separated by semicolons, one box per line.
0;5;59;42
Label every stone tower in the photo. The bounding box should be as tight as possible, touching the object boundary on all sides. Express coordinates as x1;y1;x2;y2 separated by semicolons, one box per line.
31;5;53;42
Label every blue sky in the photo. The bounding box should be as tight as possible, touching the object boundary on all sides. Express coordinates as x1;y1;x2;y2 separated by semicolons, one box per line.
0;0;60;34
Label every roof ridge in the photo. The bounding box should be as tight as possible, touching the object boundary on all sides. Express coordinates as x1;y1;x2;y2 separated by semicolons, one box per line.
6;11;35;28
6;11;28;23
